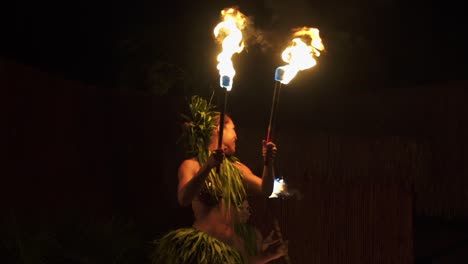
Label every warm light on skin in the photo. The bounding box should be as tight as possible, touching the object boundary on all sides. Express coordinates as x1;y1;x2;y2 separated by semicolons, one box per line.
276;27;325;84
213;7;247;90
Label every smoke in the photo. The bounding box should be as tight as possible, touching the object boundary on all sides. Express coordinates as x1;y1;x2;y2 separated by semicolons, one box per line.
239;0;319;54
243;26;274;54
240;13;289;55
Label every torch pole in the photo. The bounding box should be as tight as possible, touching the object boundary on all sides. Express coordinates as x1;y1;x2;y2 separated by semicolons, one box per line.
218;87;228;149
217;86;228;173
266;81;282;143
265;80;282;165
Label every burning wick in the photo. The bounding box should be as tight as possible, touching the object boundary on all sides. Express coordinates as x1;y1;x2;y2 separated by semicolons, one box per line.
213;7;247;90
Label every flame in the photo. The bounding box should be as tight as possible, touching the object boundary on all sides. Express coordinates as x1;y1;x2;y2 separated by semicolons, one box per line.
276;27;325;84
269;177;290;198
213;7;247;90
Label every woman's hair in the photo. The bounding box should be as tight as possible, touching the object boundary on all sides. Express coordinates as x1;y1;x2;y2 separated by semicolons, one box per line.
213;112;232;128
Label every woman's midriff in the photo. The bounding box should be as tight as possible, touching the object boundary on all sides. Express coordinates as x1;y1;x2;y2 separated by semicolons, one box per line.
192;198;247;258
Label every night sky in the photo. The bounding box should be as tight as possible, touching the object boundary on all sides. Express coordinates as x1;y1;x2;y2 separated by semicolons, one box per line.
2;0;467;97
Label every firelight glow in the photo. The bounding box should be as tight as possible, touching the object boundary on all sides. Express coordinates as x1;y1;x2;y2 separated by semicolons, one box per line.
269;178;289;198
213;7;247;90
276;27;325;84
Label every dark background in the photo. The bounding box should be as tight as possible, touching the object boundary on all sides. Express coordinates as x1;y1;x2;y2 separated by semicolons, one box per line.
2;0;468;93
3;0;468;263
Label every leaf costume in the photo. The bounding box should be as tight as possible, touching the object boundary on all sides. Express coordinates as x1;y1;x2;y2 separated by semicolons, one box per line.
152;227;243;264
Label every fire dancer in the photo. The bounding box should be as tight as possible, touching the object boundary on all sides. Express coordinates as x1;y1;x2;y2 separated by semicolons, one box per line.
152;95;282;263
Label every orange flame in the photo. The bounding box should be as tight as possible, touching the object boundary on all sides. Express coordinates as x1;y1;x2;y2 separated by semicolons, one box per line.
213;7;247;90
276;27;325;84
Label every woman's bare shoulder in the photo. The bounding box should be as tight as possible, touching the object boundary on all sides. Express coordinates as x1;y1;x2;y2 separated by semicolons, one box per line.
233;160;253;174
179;158;200;170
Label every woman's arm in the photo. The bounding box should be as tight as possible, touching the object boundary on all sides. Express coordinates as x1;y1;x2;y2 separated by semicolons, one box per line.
235;141;277;197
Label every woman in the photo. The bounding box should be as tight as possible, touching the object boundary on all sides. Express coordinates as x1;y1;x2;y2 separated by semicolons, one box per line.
152;95;283;263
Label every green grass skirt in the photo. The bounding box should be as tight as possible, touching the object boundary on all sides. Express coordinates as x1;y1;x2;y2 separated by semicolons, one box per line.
151;227;244;264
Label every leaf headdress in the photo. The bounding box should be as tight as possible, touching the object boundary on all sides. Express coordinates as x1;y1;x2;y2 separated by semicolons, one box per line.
180;95;218;160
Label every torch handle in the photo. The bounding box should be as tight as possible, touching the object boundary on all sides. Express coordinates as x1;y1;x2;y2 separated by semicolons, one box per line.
216;88;228;174
266;81;278;142
265;81;281;165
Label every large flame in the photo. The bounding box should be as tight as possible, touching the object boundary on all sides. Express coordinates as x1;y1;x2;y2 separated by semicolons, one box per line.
276;27;325;84
213;7;247;90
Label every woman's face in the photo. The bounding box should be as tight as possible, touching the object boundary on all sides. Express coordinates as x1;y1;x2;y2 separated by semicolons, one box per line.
222;118;237;156
238;200;252;223
210;115;237;155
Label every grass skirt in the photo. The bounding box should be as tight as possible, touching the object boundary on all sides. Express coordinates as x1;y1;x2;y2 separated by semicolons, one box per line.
152;227;244;264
